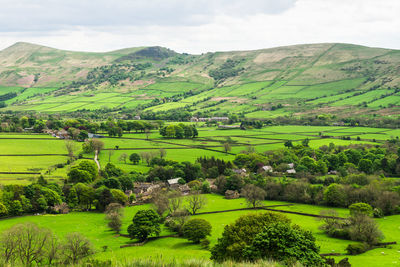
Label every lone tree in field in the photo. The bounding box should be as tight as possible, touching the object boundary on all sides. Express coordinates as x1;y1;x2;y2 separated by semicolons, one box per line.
241;184;267;208
187;192;207;215
108;150;114;162
91;138;104;153
223;142;232;154
182;218;212;243
65;140;79;159
128;209;161;242
118;153;128;164
159;148;167;159
129;153;141;165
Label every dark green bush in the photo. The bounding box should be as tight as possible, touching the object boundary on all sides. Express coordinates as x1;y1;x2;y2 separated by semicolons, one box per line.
346;243;369;255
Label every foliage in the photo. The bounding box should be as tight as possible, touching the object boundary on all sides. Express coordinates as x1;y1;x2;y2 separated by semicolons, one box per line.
63;232;94;264
128;209;161;241
349;203;373;217
243;222;324;266
182;218;212;243
210;212;290;262
241;184;267;208
187;192;207;214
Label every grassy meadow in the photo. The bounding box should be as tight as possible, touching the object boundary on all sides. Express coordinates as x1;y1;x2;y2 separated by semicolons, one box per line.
0;125;400;265
0;194;398;266
1;125;399;185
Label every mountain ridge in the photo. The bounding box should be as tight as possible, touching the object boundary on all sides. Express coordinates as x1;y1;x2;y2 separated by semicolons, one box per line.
0;42;399;118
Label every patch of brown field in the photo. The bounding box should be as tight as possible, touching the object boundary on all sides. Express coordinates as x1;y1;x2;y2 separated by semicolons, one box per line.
375;108;400;116
16;74;35;87
294;106;348;116
75;69;89;78
133;79;154;86
211;97;247;103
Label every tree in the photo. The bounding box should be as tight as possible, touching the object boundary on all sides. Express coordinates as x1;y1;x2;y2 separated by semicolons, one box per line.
68;168;91;184
0;223;54;266
165;209;190;236
91;138;104;153
168;191;182;214
187;192;207;214
159;148;167;159
119;153;128;164
110;189;128;205
241;184;266;208
108;150;114;162
323;183;347;207
284;140;293;148
129;153;141;165
210;212;290;262
63;232;94;264
105;203;124;233
348;214;383;245
73;183;95;210
145;129;151;140
65;140;79;159
127;209;161;241
76;160;97;180
152;189;169;216
244;222;324;266
358;159;373;174
374;191;400;215
223;142;231;154
0;202;8;216
349;202;373;217
182;218;212;243
302;138;310;147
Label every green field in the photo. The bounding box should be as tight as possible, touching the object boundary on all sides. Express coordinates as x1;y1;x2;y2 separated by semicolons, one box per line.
0;125;397;185
0;194;397;266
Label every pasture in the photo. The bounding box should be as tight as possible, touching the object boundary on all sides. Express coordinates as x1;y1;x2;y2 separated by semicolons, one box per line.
0;194;398;266
0;125;398;185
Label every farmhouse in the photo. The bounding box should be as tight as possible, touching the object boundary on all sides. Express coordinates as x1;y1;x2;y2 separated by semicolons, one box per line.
88;133;105;138
225;190;240;199
261;165;273;172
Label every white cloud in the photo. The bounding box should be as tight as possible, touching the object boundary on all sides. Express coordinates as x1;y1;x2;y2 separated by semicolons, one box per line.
0;0;398;53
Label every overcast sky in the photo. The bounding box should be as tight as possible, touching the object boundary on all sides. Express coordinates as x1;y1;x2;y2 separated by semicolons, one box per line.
0;0;399;54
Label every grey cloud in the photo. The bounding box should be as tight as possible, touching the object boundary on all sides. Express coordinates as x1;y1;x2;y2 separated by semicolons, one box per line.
0;0;297;32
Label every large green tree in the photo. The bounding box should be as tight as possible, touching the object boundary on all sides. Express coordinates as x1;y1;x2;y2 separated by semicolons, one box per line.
210;212;290;262
127;209;161;241
244;222;324;266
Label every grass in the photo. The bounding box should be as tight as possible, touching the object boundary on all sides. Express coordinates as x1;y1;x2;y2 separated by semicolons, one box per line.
0;126;389;184
0;194;396;266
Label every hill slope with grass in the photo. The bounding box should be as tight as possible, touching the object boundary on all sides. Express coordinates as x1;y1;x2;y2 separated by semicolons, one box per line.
0;42;399;118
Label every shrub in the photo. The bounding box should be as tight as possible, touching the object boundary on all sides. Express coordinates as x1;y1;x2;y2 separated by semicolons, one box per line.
182;218;212;243
349;202;373;217
346;243;369;255
200;238;210;249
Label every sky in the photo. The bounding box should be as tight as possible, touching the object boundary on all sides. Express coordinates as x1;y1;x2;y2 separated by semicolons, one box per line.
0;0;399;54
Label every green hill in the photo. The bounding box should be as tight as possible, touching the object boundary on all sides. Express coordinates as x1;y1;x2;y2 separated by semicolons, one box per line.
0;42;399;118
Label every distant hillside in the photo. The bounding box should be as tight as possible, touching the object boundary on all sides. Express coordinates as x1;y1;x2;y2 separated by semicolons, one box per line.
0;42;399;118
